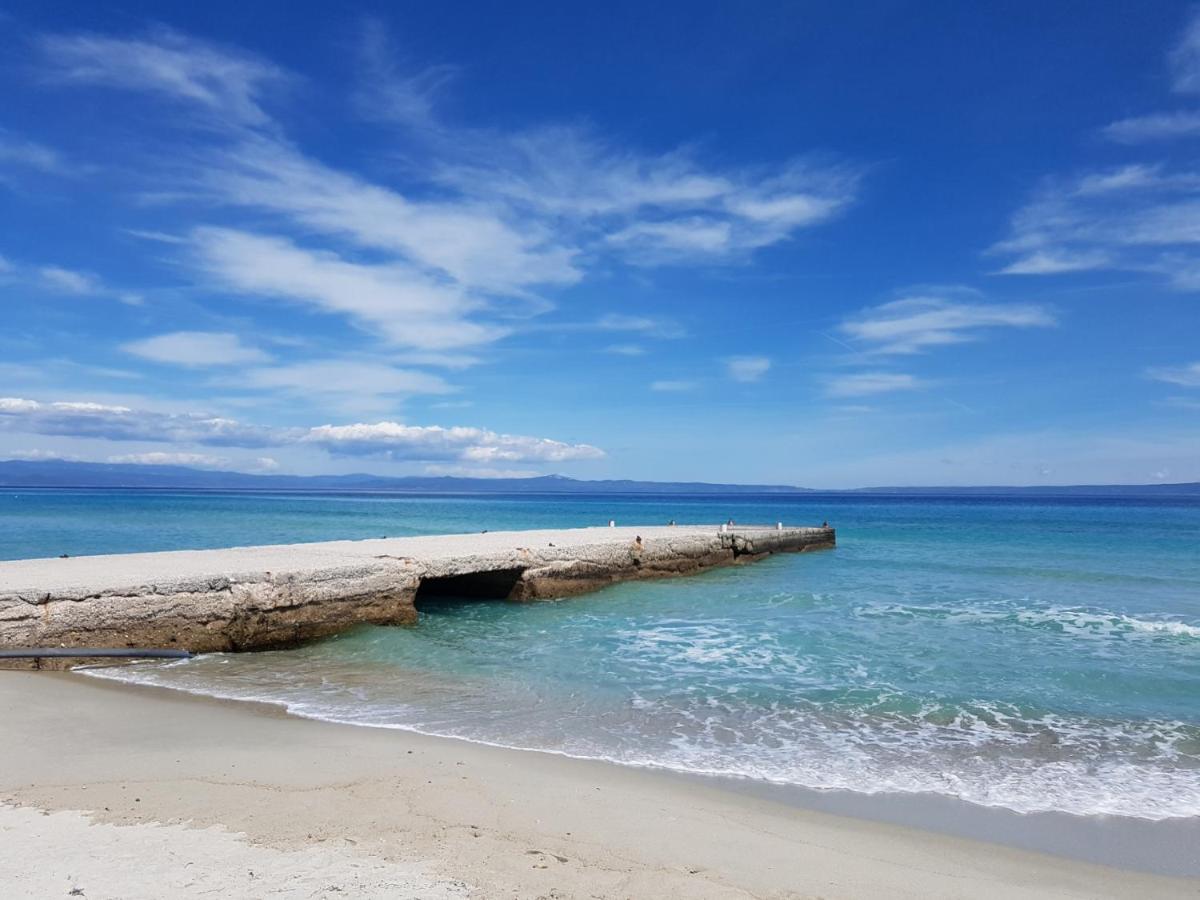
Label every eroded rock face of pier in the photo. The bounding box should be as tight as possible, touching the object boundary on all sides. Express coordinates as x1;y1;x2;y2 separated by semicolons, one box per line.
0;525;834;661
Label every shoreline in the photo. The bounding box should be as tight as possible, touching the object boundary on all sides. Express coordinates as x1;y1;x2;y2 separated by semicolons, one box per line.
81;662;1200;878
2;671;1196;899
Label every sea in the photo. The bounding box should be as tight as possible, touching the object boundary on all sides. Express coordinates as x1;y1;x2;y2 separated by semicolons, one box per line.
3;489;1199;835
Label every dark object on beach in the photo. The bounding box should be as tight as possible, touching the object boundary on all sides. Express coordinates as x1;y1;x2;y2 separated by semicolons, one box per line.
482;529;488;533
668;519;676;526
727;518;735;526
59;553;69;558
0;647;193;661
822;520;828;527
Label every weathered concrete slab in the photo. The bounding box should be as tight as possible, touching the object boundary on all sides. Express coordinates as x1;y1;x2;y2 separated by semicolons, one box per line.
0;525;834;660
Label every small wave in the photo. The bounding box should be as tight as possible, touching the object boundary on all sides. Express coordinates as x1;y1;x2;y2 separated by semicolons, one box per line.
1016;607;1200;639
81;662;1200;822
854;601;1200;640
616;623;799;668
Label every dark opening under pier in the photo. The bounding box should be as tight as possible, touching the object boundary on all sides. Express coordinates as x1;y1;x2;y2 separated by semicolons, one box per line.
414;567;528;609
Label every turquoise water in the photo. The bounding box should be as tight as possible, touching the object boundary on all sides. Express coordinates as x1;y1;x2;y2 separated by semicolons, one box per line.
6;490;1200;820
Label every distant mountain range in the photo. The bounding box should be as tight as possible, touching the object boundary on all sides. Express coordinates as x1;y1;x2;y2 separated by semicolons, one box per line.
1;459;1198;495
0;460;807;493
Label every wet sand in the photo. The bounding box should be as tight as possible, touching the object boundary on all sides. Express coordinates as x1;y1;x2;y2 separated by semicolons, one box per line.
1;671;1196;899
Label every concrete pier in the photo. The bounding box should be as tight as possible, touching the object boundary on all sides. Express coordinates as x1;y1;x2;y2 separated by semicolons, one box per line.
0;525;834;661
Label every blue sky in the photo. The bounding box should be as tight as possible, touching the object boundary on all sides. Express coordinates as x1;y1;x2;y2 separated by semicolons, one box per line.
2;1;1199;487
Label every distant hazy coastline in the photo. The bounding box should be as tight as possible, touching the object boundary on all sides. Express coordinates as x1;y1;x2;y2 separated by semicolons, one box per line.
2;458;1199;495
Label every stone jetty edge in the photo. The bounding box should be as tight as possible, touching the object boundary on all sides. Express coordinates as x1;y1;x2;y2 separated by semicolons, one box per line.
0;525;834;664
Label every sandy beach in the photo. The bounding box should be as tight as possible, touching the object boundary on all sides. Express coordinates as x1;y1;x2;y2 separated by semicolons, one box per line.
2;672;1195;899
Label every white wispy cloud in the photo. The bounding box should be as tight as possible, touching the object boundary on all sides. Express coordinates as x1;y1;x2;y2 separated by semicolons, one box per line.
592;314;685;338
990;163;1200;288
352;18;457;131
532;314;686;344
39;266;99;294
122;331;272;367
606;219;734;260
1098;6;1200;143
1170;8;1200;94
994;249;1114;275
824;372;923;397
1147;360;1200;387
0;131;69;178
0;396;604;465
189;227;506;351
0;257;141;304
840;295;1054;355
1001;12;1200;288
431;125;861;264
725;356;771;382
234;360;453;399
822;291;1047;405
199;137;581;296
382;351;482;370
604;344;646;356
38;27;288;127
438;126;730;217
1103;110;1200;143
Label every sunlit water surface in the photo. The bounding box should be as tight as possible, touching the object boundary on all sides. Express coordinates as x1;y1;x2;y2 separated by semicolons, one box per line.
7;490;1197;819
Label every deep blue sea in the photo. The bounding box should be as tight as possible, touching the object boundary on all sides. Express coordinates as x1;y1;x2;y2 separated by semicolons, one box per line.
5;489;1199;821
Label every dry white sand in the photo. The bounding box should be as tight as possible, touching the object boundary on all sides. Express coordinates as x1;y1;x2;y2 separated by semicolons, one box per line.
0;805;468;899
1;672;1196;900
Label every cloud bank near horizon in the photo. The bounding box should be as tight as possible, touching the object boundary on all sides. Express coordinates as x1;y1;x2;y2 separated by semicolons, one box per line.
0;397;604;471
